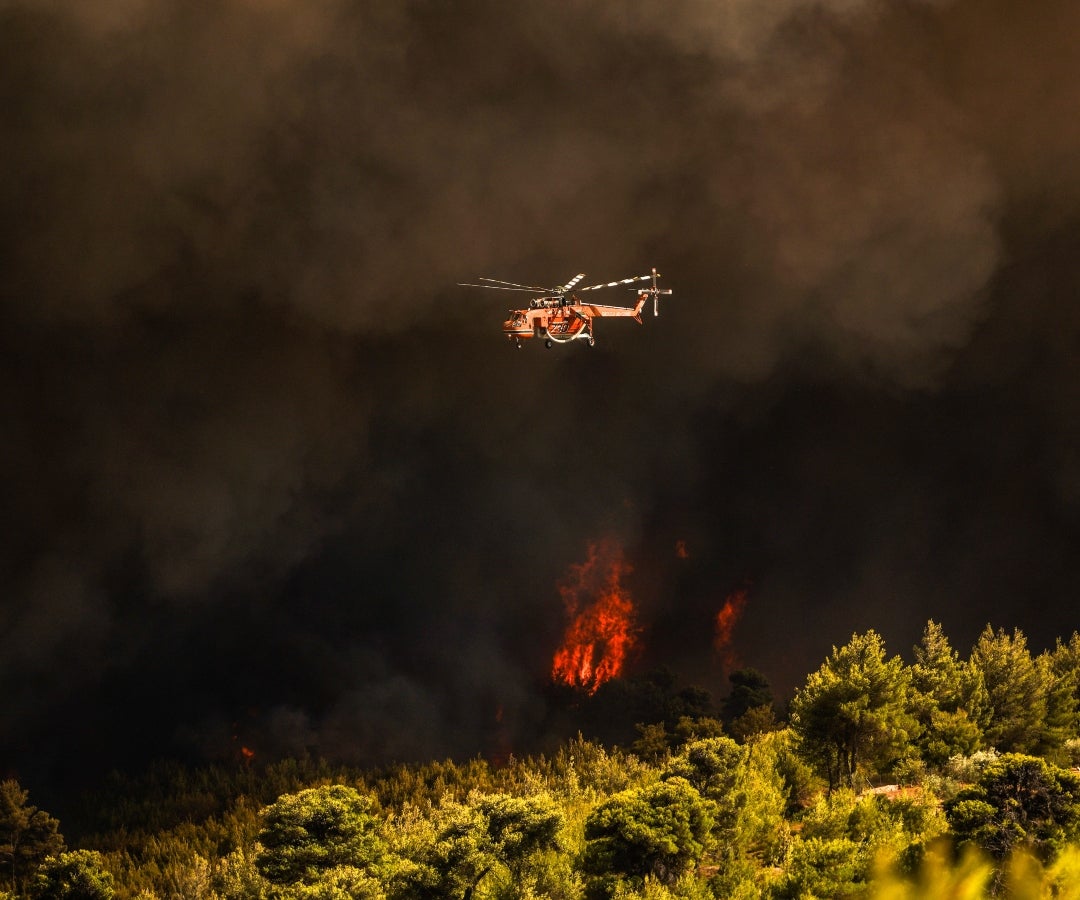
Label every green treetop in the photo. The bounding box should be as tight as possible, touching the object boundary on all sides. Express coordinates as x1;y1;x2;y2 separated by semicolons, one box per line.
0;781;64;896
256;784;387;888
390;791;563;900
946;753;1080;864
910;620;986;765
582;777;713;893
789;630;917;791
969;625;1048;753
29;851;114;900
1038;635;1080;759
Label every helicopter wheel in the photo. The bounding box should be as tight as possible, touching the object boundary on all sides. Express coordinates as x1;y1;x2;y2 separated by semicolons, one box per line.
544;339;553;349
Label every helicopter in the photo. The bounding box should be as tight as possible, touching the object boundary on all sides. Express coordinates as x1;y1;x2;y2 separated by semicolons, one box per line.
458;268;672;348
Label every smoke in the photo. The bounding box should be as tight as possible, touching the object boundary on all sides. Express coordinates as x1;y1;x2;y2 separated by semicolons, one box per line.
4;0;1080;793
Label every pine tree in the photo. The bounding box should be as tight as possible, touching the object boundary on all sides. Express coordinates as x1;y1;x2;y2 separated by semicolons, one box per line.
1039;635;1080;759
910;620;984;766
969;626;1048;753
945;754;1080;862
0;781;64;895
29;850;114;900
255;784;386;887
789;630;917;791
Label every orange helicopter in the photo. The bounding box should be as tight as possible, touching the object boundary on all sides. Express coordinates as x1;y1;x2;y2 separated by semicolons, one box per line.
459;268;672;348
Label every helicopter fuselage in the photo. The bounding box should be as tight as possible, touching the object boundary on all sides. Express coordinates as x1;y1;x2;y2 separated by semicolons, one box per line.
503;293;649;348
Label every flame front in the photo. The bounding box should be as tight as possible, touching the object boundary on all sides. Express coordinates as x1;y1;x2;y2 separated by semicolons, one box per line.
552;540;638;694
714;586;748;673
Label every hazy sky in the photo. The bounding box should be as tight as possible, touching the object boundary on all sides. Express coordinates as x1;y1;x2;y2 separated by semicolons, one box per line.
4;0;1080;796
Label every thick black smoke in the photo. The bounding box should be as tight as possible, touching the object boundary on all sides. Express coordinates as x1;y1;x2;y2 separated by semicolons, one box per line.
4;0;1080;798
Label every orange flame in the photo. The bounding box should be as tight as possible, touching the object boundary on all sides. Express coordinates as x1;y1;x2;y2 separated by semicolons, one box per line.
552;540;638;694
675;539;690;560
714;587;748;673
240;745;255;765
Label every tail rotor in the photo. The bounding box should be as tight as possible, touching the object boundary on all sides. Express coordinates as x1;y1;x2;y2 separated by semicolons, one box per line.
638;267;672;316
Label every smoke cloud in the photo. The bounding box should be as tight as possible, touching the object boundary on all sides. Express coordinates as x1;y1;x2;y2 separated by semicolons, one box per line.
4;0;1080;795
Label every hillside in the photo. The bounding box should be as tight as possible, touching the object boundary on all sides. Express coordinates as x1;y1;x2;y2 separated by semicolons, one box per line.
7;620;1080;898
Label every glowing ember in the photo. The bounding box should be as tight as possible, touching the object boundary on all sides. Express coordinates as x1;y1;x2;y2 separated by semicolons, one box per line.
675;539;690;559
714;586;748;673
240;745;255;765
552;540;638;694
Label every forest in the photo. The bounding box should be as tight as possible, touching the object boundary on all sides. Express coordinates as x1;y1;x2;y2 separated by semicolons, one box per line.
7;621;1080;899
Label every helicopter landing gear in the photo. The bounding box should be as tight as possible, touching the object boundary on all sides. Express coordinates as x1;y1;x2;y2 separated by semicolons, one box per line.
544;338;553;349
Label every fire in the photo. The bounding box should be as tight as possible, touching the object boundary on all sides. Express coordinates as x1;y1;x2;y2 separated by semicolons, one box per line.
675;539;690;560
714;586;748;673
551;540;638;694
240;745;255;766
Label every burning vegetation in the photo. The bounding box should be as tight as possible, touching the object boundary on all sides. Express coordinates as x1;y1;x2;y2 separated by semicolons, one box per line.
551;542;752;693
551;540;639;694
714;586;749;675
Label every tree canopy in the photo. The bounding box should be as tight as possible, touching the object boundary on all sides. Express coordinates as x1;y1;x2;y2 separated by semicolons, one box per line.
582;777;713;891
969;626;1050;754
13;621;1080;899
256;784;386;887
28;851;113;900
0;781;64;896
946;754;1080;862
789;630;917;791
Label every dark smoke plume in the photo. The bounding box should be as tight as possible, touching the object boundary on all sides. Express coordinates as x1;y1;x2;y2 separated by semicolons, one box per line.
4;0;1080;796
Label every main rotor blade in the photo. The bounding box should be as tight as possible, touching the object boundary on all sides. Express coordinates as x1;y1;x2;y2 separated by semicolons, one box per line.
557;273;586;293
458;282;549;292
478;277;555;291
578;274;653;292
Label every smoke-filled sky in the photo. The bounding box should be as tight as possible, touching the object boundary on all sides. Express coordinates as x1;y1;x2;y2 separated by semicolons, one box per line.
4;0;1080;796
